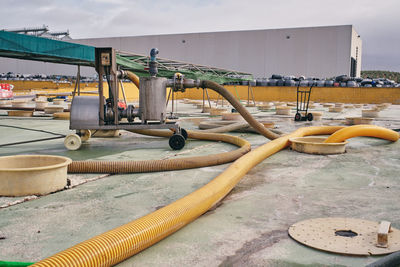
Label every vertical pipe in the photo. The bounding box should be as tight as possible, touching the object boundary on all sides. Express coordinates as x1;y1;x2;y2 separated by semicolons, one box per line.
98;65;104;125
247;85;250;105
77;65;81;96
171;90;175;114
166;88;172;107
111;49;119;125
119;80;127;106
250;84;255;105
296;83;299;112
202;88;205;113
205;88;212;108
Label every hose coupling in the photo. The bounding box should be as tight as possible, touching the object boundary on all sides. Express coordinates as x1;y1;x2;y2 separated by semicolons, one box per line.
167;73;201;92
117;70;126;78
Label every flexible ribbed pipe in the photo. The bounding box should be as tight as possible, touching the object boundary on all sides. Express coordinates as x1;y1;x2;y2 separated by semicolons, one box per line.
324;125;399;143
33;126;350;267
199;120;284;135
201;80;281;140
200;121;250;133
68;130;250;173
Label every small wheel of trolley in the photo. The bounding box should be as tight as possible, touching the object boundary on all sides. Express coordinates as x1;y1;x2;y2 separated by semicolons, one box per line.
64;134;82;151
79;129;91;142
294;112;302;121
169;134;185;150
307;113;314;121
181;128;188;140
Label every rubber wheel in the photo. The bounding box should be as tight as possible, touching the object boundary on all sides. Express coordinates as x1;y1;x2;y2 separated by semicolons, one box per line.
181;128;188;140
307;113;314;121
64;134;82;151
294;112;301;121
79;129;91;142
169;134;185;150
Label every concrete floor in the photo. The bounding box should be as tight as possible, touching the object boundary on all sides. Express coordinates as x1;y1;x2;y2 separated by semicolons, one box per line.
0;101;400;266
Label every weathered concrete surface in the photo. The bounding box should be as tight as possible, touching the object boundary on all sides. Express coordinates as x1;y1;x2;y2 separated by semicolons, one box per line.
0;102;399;266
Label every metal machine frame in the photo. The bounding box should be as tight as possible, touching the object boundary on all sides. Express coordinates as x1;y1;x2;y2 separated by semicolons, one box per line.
66;48;186;151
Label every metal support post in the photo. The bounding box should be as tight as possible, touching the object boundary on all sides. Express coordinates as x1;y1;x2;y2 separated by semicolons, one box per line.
119;79;127;106
72;65;81;97
202;88;205;113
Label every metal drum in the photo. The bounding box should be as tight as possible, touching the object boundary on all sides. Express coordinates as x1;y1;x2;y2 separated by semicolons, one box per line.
139;77;167;122
70;96;100;129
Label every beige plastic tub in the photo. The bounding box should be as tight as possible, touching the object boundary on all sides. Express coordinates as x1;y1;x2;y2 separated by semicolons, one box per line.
202;106;212;113
12;100;28;108
0;100;11;107
222;112;243;121
312;112;323;121
362;109;379;118
210;108;226;116
275;106;291;115
35;100;48;109
7;110;34;117
258;104;273;111
44;106;64;114
0;155;72;196
329;107;344;113
302;111;323;121
245;103;256;107
53;99;64;105
53;112;70;120
290;136;348;155
323;103;334;108
335;103;344;108
346;117;373;125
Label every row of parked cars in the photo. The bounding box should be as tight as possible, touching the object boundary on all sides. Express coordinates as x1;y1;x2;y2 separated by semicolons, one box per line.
226;74;400;88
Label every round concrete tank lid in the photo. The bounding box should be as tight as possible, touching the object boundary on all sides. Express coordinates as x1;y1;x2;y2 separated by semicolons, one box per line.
289;217;400;255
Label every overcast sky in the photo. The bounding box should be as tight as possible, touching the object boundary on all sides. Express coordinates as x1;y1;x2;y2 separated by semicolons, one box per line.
1;0;400;71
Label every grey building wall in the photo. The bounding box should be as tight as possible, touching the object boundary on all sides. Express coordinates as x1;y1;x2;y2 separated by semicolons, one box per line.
0;25;362;78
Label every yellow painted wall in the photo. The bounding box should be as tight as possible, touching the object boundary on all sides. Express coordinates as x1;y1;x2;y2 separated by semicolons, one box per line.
176;85;400;104
4;80;400;104
0;80;72;91
2;80;140;102
49;82;140;102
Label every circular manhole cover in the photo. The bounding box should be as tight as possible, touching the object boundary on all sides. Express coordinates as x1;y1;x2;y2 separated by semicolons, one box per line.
288;217;400;255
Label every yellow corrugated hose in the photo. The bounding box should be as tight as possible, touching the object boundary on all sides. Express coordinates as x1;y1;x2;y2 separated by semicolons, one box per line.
125;71;140;88
33;126;351;267
324;124;399;143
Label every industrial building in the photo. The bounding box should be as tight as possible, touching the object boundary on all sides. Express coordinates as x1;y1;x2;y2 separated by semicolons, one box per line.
0;25;362;79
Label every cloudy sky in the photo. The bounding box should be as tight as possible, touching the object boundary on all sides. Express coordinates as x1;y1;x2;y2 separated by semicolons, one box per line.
1;0;400;71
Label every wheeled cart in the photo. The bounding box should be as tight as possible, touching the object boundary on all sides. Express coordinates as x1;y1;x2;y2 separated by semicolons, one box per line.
294;82;313;121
